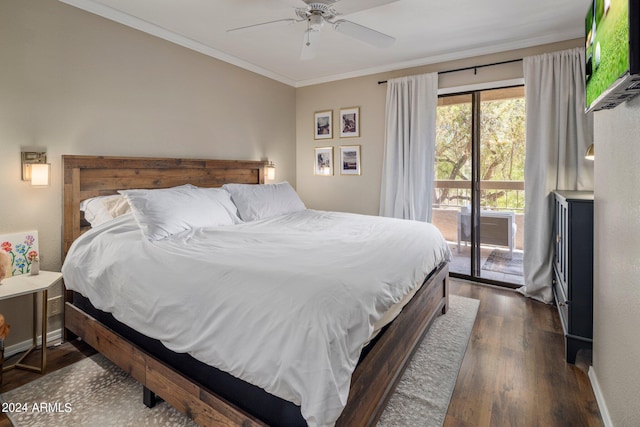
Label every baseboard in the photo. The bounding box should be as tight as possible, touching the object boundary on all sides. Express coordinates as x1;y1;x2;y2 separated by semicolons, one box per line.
3;328;63;358
588;367;613;427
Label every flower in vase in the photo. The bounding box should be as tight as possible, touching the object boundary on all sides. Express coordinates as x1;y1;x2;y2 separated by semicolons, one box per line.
27;251;39;262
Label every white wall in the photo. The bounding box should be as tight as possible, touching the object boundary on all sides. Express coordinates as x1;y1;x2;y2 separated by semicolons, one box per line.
0;0;296;346
592;96;640;426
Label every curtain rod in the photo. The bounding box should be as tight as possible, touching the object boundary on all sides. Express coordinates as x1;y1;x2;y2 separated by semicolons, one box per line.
377;58;523;84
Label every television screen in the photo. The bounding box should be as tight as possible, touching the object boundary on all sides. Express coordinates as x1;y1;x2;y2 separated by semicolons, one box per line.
585;0;633;111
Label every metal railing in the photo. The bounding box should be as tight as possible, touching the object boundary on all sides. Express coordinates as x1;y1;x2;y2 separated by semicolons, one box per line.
433;180;525;212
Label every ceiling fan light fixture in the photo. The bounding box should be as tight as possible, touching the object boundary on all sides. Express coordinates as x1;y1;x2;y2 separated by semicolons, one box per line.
308;13;325;31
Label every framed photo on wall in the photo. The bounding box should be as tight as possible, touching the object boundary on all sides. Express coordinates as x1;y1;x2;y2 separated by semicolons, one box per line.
339;107;359;138
340;145;361;175
314;147;334;176
314;110;333;139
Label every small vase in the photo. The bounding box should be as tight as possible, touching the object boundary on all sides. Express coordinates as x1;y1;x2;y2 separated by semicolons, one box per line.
30;260;40;276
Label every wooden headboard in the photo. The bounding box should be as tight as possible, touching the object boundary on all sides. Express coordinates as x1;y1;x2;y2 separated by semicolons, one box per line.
62;155;268;257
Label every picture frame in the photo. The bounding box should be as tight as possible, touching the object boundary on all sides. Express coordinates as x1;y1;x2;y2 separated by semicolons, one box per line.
339;107;360;138
314;110;333;139
340;145;361;176
314;147;334;176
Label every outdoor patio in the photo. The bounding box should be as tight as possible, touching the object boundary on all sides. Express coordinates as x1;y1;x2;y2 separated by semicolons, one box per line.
433;207;525;286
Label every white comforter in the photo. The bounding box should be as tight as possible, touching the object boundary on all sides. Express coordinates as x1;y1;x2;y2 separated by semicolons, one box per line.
62;210;450;426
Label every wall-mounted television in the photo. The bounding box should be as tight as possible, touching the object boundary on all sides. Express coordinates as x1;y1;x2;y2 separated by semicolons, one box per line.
585;0;640;112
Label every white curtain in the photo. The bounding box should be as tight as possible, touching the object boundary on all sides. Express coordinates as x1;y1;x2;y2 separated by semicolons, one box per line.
379;73;439;222
519;47;594;303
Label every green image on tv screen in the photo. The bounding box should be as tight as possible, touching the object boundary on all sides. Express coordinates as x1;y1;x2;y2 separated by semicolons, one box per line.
585;0;630;108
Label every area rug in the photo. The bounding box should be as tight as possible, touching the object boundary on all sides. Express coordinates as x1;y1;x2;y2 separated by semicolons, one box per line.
377;295;479;427
482;249;524;276
2;295;479;427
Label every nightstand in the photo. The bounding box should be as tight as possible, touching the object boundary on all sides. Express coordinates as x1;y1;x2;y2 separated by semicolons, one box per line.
0;270;62;374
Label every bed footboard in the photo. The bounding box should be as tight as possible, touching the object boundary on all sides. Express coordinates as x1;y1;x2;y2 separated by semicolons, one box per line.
336;262;449;426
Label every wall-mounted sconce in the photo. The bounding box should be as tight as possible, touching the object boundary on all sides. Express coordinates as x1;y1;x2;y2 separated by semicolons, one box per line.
585;144;595;161
30;163;51;186
21;151;50;186
265;161;276;181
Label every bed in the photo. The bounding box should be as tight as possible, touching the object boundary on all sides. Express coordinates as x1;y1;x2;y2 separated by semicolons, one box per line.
61;155;450;427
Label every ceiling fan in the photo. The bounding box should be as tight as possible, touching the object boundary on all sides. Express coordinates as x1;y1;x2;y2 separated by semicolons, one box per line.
227;0;399;60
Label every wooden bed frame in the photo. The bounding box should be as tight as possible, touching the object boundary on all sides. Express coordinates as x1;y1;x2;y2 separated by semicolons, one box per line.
61;155;449;426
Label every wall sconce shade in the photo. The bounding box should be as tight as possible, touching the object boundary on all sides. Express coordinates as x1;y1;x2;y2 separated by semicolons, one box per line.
585;144;595;161
21;152;47;181
30;163;51;187
266;162;276;181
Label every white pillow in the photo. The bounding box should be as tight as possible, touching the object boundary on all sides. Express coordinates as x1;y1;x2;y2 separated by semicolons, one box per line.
80;195;132;227
119;186;241;241
80;184;196;228
222;181;306;222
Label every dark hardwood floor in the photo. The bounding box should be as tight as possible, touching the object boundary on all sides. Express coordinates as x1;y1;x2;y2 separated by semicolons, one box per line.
0;279;603;426
446;279;602;427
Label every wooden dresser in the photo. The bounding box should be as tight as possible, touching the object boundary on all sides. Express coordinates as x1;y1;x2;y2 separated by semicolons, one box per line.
552;190;594;363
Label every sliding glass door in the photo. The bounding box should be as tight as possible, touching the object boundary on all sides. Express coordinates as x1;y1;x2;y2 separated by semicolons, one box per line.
432;86;525;287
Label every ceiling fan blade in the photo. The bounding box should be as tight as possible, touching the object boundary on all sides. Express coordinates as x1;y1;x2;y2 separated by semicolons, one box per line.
333;19;395;48
334;0;400;15
227;18;298;34
300;29;321;60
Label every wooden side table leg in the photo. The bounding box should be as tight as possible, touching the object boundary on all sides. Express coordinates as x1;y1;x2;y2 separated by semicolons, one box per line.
13;290;47;374
32;292;38;351
41;289;47;373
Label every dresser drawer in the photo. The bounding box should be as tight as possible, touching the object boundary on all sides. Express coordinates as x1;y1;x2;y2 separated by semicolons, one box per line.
553;274;569;334
554;270;568;304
